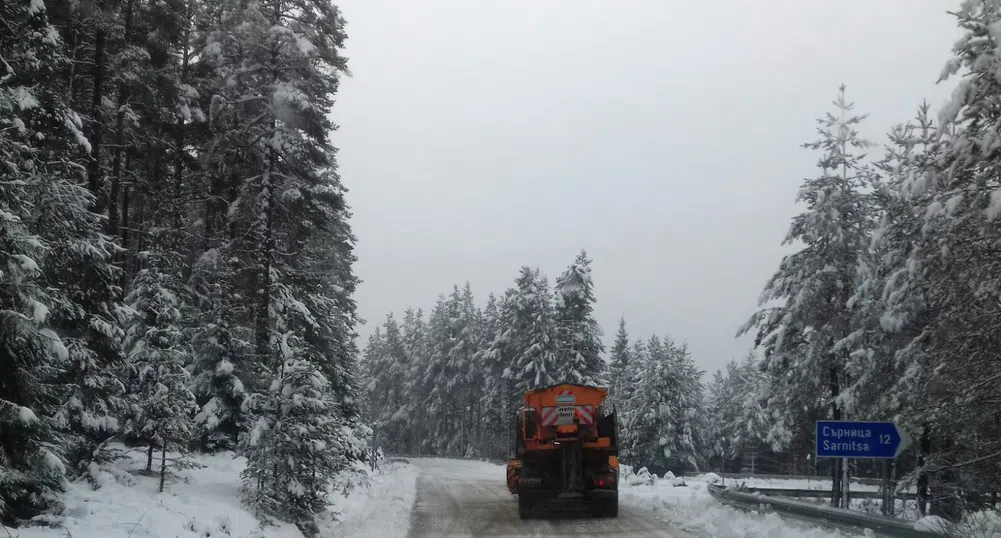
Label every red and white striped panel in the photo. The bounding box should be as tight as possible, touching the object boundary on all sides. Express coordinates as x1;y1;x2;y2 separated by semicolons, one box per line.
540;405;594;426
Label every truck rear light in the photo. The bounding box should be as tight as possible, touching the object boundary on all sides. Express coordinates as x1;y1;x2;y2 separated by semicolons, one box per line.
592;474;615;487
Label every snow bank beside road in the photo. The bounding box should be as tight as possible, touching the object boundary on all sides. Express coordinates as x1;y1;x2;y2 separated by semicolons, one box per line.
621;472;854;538
321;459;418;538
11;445;418;538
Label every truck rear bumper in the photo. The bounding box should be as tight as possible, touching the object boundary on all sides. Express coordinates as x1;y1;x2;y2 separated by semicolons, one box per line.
584;489;618;501
518;488;617;502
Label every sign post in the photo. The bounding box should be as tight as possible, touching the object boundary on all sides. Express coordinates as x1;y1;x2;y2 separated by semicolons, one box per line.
815;420;911;509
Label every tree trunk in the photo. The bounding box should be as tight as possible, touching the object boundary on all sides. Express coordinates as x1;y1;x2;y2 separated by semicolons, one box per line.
87;18;107;208
107;0;135;238
254;177;274;363
158;441;167;493
829;365;843;508
917;424;930;516
146;443;154;472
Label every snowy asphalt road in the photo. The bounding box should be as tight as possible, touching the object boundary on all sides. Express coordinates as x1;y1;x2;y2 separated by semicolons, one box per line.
406;458;697;538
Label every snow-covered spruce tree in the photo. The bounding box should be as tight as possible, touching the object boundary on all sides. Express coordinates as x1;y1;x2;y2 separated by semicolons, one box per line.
0;0;115;522
121;250;198;478
553;250;606;386
476;293;512;459
281;166;365;434
837;104;941;424
623;336;705;473
417;286;481;456
362;314;409;454
401;308;430;455
507;267;559;393
616;338;646;461
867;1;1001;515
359;326;385;423
450;284;483;456
488;287;522;455
725;354;774;472
737;85;877;499
197;0;361;527
607;317;630;406
189;252;250;452
420;294;453;454
241;334;352;535
705;367;737;470
706;354;773;473
22;5;131;473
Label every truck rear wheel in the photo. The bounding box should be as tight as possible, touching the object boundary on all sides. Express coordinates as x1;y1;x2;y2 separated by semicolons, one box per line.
518;495;533;519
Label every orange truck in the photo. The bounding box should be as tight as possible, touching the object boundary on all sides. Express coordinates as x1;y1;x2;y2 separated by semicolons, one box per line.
506;383;619;519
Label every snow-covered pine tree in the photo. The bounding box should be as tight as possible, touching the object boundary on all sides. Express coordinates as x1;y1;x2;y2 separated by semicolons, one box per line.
837;104;941;423
363;314;409;454
121;250;198;477
621;336;662;466
401;308;430;455
672;343;708;472
705;367;737;470
872;1;1001;514
737;85;877;502
359;327;385;425
0;0;112;521
451;283;483;456
412;285;481;456
607;317;630;406
491;287;523;455
241;333;353;535
0;0;134;486
616;338;647;461
476;293;512;459
196;0;361;525
728;353;773;472
706;354;774;472
623;335;705;473
189;247;250;451
421;293;454;454
278;166;364;433
508;267;559;393
553;250;606;386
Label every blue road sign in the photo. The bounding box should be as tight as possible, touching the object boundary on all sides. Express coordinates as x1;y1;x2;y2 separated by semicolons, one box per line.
815;420;911;459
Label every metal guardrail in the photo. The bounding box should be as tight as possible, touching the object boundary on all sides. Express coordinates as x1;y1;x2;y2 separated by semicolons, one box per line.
708;484;943;538
720;472;884;486
736;486;918;501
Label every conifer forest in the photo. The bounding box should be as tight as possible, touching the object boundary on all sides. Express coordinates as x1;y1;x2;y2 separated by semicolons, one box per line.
3;0;1001;533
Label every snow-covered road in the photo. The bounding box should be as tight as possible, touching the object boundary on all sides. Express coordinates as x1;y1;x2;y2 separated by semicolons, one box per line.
407;458;696;537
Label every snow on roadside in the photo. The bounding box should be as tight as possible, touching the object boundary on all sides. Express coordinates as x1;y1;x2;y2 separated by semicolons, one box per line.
319;459;418;538
9;444;418;538
621;470;854;538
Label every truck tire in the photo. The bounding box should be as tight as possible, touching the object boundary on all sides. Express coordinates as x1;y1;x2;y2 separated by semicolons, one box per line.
518;495;532;519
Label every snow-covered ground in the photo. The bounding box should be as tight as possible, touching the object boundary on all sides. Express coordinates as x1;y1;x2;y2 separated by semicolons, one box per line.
619;468;856;538
8;445;418;538
621;468;1001;538
13;451;997;538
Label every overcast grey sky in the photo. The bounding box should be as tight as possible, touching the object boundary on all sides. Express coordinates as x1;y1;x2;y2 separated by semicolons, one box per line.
331;0;959;376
